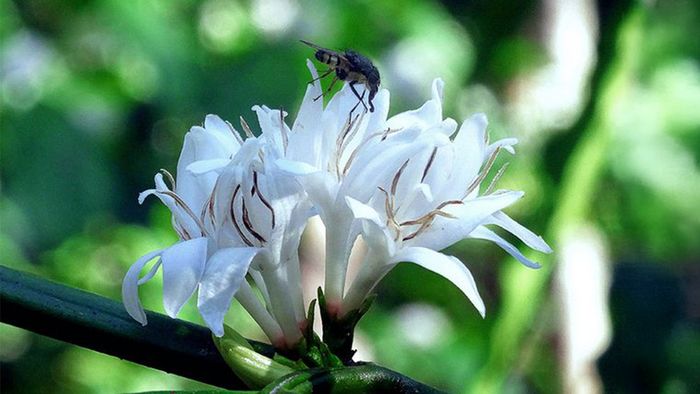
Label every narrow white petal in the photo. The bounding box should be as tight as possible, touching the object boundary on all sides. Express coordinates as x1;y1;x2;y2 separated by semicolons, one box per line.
364;89;390;134
138;174;200;237
431;78;445;107
486;137;518;158
274;158;319;175
412;191;524;251
137;259;162;285
198;247;261;337
345;196;384;225
342;140;433;202
386;79;445;130
437;118;458;137
295;172;338;220
204;114;237;144
161;237;208;318
288;60;324;163
489;211;553;253
391;247;485;317
186;158;232;175
451;113;488;187
345;196;394;253
386;99;441;131
122;248;165;325
470;226;542;269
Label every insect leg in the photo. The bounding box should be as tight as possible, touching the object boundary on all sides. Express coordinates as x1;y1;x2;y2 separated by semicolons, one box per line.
348;82;367;121
314;75;340;101
349;81;369;113
308;68;334;84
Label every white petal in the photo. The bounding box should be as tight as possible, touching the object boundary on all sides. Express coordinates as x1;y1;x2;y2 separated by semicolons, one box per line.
137;259;162;285
469;226;542;269
489;211;552;253
386;79;445;130
122;248;165;325
274;158;319;175
252;105;287;153
391;247;485;317
386;99;441;131
294;171;338;220
431;78;445;108
288;60;324;164
345;196;394;253
161;237;208;318
204;114;235;141
364;88;390;134
345;196;384;225
186;158;231;175
342;139;433;202
198;247;261;336
138;174;200;237
413;191;524;251
486;137;518;157
451;113;488;187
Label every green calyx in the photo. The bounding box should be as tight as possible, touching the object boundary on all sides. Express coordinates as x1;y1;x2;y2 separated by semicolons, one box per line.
318;287;375;365
213;290;377;389
292;298;344;369
212;326;297;389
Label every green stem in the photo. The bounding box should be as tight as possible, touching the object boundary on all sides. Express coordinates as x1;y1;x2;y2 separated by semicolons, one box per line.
0;265;273;390
261;364;446;394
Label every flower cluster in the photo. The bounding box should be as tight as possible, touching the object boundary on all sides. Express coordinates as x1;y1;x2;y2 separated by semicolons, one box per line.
122;61;551;350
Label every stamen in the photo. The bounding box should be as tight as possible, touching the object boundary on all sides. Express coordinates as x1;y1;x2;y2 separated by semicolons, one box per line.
252;171;276;229
225;120;244;145
200;180;219;228
398;200;463;241
335;113;363;179
240;116;255;139
402;220;432;241
230;185;254;247
378;186;401;240
421;147;438;183
484;162;509;195
172;217;190;240
160;169;176;190
435;199;464;210
335;112;360;158
464;146;502;198
251;172;258;196
159;190;211;237
391;159;410;196
242;196;266;244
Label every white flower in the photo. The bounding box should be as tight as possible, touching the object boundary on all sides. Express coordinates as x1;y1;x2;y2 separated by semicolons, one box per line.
340;108;552;316
122;60;552;350
122;115;241;326
123;110;312;348
199;136;312;347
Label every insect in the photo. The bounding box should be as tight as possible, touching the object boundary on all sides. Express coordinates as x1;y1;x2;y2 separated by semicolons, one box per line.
300;40;380;113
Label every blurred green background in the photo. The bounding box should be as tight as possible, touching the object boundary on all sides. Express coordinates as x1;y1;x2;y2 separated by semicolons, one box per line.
1;0;699;393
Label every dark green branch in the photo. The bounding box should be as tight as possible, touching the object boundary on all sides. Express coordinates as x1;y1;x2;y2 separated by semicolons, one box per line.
0;265;272;390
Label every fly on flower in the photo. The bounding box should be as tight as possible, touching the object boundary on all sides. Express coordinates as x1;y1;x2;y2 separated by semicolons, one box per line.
300;40;380;114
